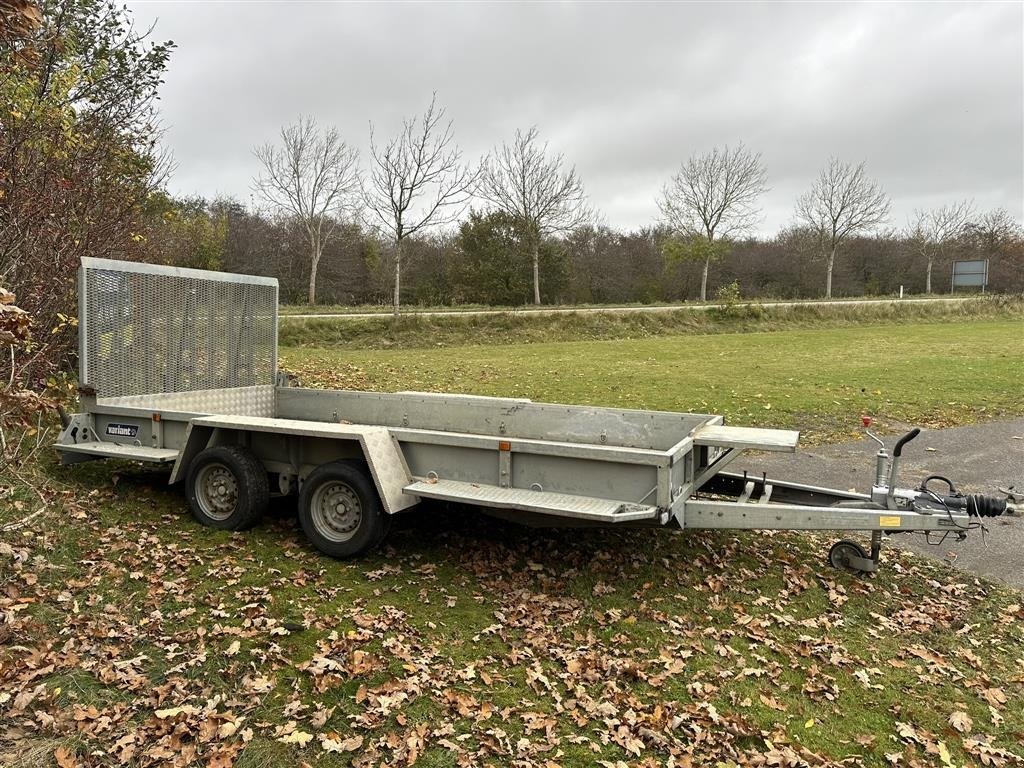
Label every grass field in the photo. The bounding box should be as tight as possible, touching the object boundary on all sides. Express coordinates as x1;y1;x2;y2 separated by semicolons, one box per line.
282;319;1024;444
2;317;1023;768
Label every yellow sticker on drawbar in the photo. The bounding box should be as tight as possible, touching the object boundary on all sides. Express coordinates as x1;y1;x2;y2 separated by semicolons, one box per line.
879;515;902;527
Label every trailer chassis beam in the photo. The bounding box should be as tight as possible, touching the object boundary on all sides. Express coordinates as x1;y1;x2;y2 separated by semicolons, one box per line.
681;498;972;532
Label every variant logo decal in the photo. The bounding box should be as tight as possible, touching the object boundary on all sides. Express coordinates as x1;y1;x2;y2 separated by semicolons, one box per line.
105;423;139;438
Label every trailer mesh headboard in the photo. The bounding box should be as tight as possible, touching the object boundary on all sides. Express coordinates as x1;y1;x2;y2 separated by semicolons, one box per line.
79;258;278;416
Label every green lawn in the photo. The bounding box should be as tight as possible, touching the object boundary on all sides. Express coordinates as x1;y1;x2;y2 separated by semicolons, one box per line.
282;319;1024;443
2;318;1023;768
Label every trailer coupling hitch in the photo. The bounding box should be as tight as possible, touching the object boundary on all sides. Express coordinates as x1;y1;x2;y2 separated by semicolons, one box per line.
862;420;1010;518
914;475;1007;518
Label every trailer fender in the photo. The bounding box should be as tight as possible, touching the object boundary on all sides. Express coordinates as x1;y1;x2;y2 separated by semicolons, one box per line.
169;416;418;514
170;423;215;485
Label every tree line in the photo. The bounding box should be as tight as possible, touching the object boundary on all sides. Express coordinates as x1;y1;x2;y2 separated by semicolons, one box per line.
248;106;1020;311
159;199;1024;308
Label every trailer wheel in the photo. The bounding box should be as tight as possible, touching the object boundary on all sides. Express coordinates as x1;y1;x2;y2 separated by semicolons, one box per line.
298;461;385;558
186;446;269;530
827;539;870;573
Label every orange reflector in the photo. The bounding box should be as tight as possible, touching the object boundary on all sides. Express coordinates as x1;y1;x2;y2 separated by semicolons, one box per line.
152;413;162;422
498;441;511;452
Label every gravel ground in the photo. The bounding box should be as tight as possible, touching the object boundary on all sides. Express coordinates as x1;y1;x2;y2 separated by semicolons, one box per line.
736;418;1024;587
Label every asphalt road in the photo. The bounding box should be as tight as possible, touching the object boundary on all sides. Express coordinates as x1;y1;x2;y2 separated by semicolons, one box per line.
735;418;1024;587
282;296;975;321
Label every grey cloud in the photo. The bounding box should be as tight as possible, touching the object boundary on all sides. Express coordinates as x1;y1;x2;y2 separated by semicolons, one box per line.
130;1;1023;233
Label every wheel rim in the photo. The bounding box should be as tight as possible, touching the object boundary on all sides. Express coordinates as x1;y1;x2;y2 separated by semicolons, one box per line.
310;480;362;543
195;462;238;521
831;542;863;570
834;545;854;567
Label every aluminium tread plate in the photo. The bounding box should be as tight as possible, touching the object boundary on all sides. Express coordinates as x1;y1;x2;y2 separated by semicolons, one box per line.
57;442;179;463
358;428;418;514
404;479;659;522
692;425;799;452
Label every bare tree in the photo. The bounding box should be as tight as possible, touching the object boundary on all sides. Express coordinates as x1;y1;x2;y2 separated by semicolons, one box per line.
253;116;360;305
965;207;1023;250
658;143;768;301
796;158;890;298
907;200;975;293
479;126;590;305
365;95;478;317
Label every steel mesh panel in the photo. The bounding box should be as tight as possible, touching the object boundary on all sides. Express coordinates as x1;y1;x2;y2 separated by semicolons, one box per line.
81;260;277;402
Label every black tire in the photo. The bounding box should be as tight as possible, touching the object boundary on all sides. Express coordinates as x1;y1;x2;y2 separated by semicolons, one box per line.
827;539;869;572
186;445;269;530
298;461;385;558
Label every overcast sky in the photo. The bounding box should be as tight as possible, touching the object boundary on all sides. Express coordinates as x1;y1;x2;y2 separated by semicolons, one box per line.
129;1;1023;235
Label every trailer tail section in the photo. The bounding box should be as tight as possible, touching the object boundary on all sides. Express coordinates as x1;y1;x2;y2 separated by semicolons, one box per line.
56;259;1010;572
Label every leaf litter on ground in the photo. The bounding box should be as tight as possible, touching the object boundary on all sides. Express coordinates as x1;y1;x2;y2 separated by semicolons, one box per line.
1;463;1023;768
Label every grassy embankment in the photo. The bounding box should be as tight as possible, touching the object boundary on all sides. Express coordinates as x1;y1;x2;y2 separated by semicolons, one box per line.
278;294;1020;352
1;309;1022;768
278;294;990;316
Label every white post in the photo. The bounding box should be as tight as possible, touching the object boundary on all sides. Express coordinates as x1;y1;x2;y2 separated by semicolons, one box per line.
899;285;904;299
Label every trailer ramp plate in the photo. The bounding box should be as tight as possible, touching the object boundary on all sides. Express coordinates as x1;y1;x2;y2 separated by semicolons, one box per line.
405;479;659;523
57;442;179;463
693;425;799;452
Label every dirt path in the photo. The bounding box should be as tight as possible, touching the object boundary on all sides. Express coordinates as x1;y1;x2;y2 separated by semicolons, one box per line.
736;418;1024;587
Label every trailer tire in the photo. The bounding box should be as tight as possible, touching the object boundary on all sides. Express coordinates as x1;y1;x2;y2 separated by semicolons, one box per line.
186;446;269;530
298;461;384;558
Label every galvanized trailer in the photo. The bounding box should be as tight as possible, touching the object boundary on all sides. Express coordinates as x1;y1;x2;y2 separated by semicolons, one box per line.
56;259;1009;572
